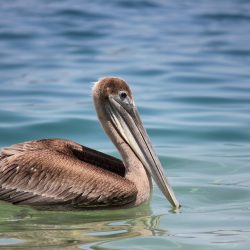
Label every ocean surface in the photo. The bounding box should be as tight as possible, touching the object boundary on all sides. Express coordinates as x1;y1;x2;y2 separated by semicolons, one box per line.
0;0;250;249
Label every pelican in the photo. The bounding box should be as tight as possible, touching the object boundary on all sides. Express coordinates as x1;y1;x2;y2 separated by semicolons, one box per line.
0;77;180;209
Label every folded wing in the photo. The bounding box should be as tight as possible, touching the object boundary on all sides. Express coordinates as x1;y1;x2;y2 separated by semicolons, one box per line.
0;139;137;208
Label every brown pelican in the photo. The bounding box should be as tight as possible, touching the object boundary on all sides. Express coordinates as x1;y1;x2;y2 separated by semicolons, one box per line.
0;77;180;209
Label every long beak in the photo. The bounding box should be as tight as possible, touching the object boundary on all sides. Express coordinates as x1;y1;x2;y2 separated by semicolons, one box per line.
107;96;180;208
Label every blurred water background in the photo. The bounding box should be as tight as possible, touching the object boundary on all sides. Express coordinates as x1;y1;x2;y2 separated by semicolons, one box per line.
0;0;250;249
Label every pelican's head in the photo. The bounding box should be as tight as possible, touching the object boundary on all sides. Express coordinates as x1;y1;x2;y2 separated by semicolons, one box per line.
92;77;180;208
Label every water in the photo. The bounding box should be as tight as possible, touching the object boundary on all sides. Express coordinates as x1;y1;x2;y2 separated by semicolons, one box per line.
0;0;250;249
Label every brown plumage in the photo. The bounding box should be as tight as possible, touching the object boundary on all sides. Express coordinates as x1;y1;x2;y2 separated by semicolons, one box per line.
0;77;180;209
0;139;136;208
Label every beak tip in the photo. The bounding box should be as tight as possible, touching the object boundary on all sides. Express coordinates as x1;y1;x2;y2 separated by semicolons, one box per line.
171;201;181;209
175;202;181;209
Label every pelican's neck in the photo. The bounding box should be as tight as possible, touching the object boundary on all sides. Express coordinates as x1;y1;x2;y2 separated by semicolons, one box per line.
105;121;152;206
92;88;152;206
119;138;152;205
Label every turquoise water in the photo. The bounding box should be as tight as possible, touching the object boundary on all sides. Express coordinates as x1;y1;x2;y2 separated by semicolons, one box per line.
0;0;250;249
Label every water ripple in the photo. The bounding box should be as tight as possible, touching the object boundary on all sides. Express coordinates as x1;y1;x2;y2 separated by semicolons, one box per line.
0;0;250;249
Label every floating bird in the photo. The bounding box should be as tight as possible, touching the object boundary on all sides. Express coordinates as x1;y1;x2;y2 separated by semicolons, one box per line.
0;77;180;209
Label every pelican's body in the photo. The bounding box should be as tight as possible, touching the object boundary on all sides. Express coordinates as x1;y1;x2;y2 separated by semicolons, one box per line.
0;77;180;209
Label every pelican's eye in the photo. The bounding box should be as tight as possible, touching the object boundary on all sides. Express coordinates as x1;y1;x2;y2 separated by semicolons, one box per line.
117;90;132;107
119;91;128;100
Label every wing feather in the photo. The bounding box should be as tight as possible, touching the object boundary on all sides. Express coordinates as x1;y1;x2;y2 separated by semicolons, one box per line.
0;139;137;208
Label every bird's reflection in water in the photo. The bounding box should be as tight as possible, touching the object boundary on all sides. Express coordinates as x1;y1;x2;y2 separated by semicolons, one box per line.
0;202;168;249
